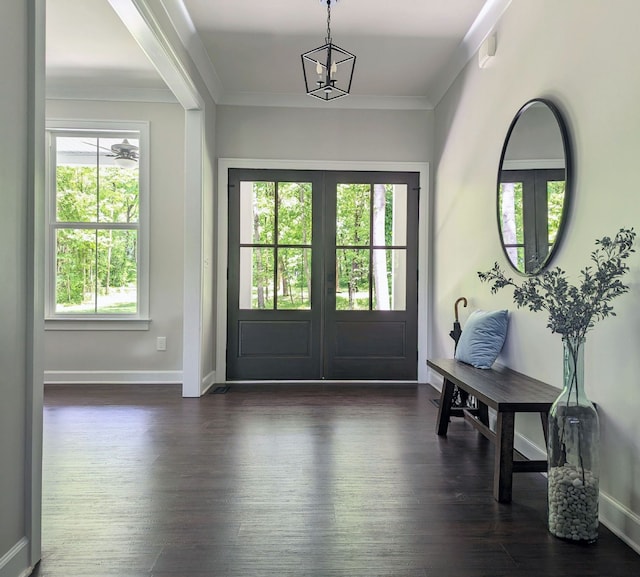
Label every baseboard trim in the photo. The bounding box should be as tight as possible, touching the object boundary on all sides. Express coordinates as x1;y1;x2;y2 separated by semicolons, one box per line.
44;370;183;384
201;370;217;395
0;538;31;577
600;491;640;554
514;431;547;461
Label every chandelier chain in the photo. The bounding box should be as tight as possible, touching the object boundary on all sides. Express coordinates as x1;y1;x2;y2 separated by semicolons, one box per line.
326;0;332;43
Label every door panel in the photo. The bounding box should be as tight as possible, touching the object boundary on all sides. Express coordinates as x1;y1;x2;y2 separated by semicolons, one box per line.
335;321;406;357
227;169;323;380
238;320;312;356
323;172;419;380
227;168;419;381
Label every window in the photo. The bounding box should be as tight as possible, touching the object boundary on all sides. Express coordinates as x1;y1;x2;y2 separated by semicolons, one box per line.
45;120;149;327
239;179;313;310
335;182;408;311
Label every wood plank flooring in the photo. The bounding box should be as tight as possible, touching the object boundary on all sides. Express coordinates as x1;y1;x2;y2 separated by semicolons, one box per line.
34;383;640;577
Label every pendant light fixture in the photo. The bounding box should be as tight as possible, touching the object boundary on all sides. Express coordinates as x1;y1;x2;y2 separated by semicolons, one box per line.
301;0;356;101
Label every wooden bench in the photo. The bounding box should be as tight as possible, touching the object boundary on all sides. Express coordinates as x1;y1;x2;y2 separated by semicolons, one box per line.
428;358;560;503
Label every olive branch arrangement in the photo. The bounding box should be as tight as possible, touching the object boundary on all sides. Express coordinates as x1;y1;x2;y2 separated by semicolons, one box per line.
477;228;636;341
478;228;635;484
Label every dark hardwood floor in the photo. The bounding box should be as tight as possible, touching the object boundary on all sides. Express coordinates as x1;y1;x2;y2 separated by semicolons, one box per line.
35;383;640;577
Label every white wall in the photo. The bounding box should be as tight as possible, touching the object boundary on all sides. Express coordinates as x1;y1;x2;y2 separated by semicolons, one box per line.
216;106;434;162
0;0;28;564
433;0;640;552
0;1;42;576
44;99;185;383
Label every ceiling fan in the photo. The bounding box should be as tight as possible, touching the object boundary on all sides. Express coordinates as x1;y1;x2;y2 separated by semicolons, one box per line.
109;139;139;167
85;138;139;168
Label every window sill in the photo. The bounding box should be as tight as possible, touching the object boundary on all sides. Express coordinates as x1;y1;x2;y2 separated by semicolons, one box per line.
45;318;151;331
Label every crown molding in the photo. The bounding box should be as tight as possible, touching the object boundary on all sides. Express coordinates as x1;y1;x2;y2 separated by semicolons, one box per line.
428;0;512;107
218;91;433;111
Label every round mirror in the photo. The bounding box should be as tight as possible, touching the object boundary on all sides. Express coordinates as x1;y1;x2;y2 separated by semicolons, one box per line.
497;99;572;275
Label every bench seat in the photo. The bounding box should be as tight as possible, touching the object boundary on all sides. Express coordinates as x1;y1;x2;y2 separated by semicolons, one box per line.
428;358;560;503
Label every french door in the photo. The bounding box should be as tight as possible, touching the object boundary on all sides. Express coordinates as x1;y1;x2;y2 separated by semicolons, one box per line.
226;169;419;381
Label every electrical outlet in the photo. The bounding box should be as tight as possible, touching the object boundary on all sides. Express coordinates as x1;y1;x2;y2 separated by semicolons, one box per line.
156;336;167;351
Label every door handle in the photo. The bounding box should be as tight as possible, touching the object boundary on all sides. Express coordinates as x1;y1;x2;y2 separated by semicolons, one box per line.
326;272;335;295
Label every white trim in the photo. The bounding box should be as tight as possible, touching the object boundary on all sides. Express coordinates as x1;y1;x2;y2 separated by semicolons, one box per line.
502;159;565;170
107;0;202;110
201;370;217;394
46;118;150;132
182;110;205;398
44;370;182;384
427;370;443;392
514;432;547;462
44;119;150;323
600;492;640;555
45;319;150;331
45;84;178;104
417;163;430;383
218;159;429;173
216;158;430;384
0;538;30;577
215;163;229;383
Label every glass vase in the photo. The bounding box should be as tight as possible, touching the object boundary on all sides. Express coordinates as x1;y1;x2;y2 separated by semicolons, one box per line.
547;336;600;542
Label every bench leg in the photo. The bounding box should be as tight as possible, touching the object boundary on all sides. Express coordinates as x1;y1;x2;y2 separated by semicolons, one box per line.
494;412;515;503
436;378;456;436
540;412;549;447
477;401;489;427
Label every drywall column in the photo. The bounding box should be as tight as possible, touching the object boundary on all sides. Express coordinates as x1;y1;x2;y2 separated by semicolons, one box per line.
0;1;44;576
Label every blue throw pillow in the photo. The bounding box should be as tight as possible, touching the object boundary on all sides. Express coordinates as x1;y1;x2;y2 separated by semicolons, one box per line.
455;309;509;369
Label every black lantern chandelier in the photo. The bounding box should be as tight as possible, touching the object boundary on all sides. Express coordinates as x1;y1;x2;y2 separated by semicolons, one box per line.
301;0;356;101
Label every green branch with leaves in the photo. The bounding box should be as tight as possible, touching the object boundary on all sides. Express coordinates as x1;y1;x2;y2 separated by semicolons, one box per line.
478;228;636;341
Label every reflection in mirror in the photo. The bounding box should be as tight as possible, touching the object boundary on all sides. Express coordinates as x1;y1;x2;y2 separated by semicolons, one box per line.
498;99;571;275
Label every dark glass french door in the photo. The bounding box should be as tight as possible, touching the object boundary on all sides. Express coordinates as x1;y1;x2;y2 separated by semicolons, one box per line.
226;168;419;381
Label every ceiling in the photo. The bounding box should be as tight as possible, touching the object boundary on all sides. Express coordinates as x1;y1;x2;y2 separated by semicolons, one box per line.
46;0;509;109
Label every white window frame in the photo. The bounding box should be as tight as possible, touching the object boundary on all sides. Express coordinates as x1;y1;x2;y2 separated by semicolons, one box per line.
45;119;150;331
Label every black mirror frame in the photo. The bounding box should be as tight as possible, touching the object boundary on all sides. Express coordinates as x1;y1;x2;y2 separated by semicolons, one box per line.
496;98;573;276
